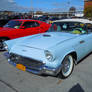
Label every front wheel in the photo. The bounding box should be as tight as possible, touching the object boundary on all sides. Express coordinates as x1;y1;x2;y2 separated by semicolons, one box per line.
59;55;74;79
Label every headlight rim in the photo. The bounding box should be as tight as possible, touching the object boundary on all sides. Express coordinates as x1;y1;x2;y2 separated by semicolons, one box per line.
44;50;53;62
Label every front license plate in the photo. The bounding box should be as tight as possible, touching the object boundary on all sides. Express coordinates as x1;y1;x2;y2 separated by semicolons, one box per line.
16;64;26;71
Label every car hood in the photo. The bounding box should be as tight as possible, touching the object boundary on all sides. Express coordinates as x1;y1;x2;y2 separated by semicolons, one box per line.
16;32;77;50
0;27;15;32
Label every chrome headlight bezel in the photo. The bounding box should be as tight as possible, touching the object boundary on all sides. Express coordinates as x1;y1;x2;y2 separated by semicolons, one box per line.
44;50;53;62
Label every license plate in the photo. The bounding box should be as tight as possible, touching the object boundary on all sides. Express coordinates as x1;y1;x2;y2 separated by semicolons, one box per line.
16;64;26;71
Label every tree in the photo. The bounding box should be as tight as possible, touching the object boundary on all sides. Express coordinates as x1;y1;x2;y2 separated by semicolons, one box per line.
84;6;92;19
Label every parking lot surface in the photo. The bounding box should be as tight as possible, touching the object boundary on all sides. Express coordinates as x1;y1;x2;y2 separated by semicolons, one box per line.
0;51;92;92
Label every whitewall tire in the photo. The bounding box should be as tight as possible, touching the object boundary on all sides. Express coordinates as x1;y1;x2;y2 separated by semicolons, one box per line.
59;55;74;78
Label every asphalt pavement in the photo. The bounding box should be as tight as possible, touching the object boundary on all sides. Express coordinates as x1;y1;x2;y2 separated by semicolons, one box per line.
0;51;92;92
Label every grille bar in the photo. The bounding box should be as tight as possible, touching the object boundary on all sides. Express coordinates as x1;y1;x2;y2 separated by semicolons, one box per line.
9;53;44;68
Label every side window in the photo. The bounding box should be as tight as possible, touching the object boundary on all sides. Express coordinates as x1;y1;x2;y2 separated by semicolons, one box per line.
23;21;40;28
23;22;33;28
33;22;40;27
86;23;92;33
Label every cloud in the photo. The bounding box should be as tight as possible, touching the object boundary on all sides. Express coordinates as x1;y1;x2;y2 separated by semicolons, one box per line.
52;2;65;7
8;0;15;3
0;0;30;12
52;0;84;12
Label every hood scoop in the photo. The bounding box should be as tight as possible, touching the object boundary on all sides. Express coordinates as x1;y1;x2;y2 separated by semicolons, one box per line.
42;34;51;37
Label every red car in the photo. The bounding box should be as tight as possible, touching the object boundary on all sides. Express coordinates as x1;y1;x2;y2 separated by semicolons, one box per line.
0;19;51;50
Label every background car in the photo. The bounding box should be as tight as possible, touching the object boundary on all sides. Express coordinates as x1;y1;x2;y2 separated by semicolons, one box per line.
48;17;60;24
0;19;9;27
0;19;50;50
5;19;92;78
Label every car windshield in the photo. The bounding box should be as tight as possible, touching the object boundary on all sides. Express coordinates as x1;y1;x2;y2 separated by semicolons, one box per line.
4;20;22;29
48;22;87;34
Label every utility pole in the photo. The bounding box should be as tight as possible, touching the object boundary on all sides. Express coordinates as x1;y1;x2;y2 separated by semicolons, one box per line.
67;0;70;18
31;0;34;18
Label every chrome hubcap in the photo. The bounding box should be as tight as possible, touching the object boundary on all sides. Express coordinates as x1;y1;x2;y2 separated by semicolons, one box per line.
62;58;70;73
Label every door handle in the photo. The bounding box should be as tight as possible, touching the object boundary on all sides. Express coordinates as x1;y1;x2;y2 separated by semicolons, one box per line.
80;40;85;44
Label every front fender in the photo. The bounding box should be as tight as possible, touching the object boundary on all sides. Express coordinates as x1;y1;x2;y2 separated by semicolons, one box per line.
49;44;77;67
59;49;77;64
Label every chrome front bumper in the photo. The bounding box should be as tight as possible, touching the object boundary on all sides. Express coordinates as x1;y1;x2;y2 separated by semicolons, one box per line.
8;58;60;76
4;52;60;76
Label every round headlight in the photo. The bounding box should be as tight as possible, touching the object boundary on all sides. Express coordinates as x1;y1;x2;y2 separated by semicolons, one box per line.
45;50;53;62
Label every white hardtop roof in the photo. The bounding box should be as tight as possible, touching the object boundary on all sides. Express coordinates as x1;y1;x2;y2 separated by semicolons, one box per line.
54;18;92;24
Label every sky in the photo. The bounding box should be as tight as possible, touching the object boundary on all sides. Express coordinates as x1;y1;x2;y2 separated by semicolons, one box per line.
0;0;84;12
0;0;29;12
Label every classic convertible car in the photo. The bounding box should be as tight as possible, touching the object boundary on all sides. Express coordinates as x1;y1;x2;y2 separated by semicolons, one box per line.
4;19;92;78
0;19;50;50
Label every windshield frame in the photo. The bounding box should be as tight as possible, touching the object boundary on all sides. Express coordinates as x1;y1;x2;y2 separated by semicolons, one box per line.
4;20;22;29
48;21;87;34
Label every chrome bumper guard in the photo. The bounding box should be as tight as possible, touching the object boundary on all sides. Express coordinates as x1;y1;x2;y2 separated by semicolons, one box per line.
7;53;59;76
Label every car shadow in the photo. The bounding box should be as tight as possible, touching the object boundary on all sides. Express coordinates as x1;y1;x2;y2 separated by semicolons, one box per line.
77;52;92;65
3;51;92;80
32;52;92;79
69;83;85;92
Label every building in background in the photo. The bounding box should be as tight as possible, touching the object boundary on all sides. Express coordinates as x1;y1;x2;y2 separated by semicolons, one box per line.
84;0;92;9
84;0;92;19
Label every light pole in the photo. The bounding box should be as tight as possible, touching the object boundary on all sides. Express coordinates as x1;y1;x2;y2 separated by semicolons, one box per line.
31;0;34;18
67;0;70;18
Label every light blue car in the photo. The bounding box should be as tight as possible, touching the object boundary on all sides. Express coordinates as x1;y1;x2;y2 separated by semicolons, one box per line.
4;19;92;78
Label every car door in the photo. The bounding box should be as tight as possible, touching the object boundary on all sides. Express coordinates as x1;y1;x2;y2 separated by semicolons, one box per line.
74;24;92;61
85;23;92;52
39;22;51;33
74;34;90;61
21;21;41;36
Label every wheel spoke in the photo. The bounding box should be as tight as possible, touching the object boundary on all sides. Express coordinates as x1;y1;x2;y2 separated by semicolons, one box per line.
62;59;70;73
61;55;74;78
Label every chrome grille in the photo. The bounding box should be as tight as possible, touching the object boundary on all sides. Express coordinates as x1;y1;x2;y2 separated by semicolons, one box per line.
9;53;44;68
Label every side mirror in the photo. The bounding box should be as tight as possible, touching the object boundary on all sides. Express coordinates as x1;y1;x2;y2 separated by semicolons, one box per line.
20;26;25;29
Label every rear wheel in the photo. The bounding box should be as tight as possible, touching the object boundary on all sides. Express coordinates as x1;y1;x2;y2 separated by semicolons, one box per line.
0;38;9;50
58;55;74;78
